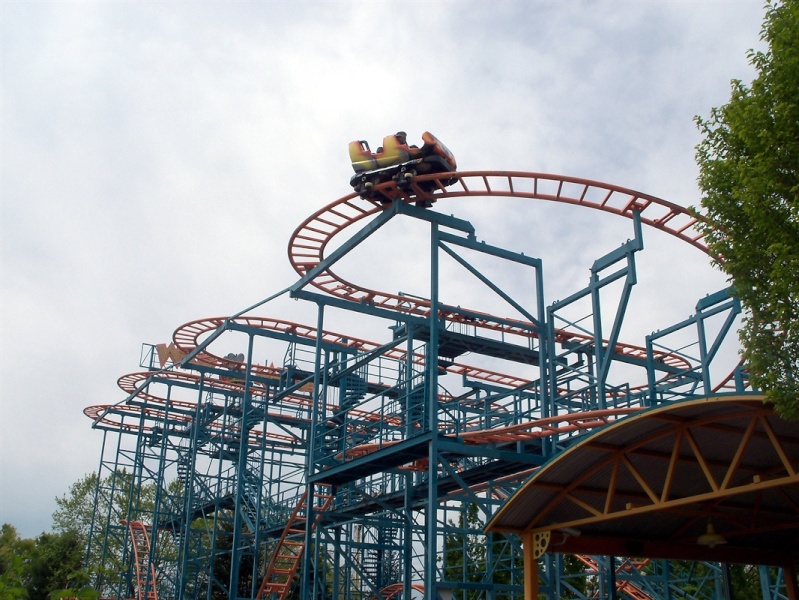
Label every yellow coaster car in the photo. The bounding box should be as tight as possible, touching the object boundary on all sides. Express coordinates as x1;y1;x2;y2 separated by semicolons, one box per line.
349;131;457;202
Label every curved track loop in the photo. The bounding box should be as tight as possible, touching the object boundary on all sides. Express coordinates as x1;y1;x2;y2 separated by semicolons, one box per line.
90;369;305;448
173;316;546;390
289;171;708;369
84;402;301;449
90;166;729;455
289;171;709;302
89;315;644;461
171;315;686;408
84;404;178;433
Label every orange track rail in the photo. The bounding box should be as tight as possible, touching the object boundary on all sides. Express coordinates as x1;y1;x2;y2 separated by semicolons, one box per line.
289;173;710;372
124;521;158;600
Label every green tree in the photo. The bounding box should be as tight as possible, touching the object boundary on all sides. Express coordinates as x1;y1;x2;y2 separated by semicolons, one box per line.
52;471;161;599
25;531;84;600
52;474;99;543
52;472;125;597
2;470;181;600
0;525;95;600
694;0;799;419
0;556;29;600
0;525;32;600
0;525;33;578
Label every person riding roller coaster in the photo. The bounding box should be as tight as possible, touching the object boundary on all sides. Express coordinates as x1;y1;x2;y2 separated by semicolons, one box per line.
348;131;457;205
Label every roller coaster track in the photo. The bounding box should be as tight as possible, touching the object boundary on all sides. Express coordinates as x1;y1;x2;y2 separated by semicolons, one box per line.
84;400;637;464
288;171;711;373
169;314;692;408
255;485;333;600
87;171;745;600
88;312;644;458
170;315;583;394
339;407;638;462
124;520;158;600
89;289;739;462
170;315;555;387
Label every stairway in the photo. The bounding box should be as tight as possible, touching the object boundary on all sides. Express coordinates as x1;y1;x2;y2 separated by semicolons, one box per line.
255;485;333;600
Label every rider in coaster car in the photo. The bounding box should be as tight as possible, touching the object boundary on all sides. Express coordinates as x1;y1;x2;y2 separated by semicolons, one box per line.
393;131;423;157
373;131;423;168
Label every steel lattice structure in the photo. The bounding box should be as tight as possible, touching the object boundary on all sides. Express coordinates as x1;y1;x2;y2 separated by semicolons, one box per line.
83;171;787;600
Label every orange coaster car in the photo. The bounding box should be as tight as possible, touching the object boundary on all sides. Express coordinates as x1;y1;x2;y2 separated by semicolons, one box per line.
349;131;457;203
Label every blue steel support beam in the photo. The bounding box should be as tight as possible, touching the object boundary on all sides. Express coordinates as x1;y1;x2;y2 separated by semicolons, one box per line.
592;211;642;409
229;333;255;600
178;372;208;598
403;471;413;600
696;290;742;378
394;199;476;237
646;287;741;403
426;219;441;600
548;210;643;411
301;302;327;600
290;201;405;295
437;232;543;329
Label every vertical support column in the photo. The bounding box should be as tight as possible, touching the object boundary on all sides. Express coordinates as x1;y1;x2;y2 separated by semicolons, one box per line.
537;255;554;459
663;560;673;600
521;531;549;600
590;268;606;410
249;379;269;600
696;313;711;395
646;334;657;406
179;373;206;597
87;430;108;591
332;526;341;600
426;221;441;598
148;382;174;599
608;556;618;600
229;334;255;600
403;457;413;600
545;302;558;456
301;302;326;600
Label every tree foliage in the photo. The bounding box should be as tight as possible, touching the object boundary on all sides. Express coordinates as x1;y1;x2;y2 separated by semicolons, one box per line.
0;525;97;600
0;525;32;600
24;531;86;600
695;0;799;419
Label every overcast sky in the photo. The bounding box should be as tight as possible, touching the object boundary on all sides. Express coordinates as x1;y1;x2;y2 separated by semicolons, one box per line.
1;1;765;539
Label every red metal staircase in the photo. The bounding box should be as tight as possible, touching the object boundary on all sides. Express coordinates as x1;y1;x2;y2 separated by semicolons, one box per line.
255;485;333;599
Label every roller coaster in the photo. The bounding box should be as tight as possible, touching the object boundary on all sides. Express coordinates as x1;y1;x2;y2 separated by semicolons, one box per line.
83;165;779;600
